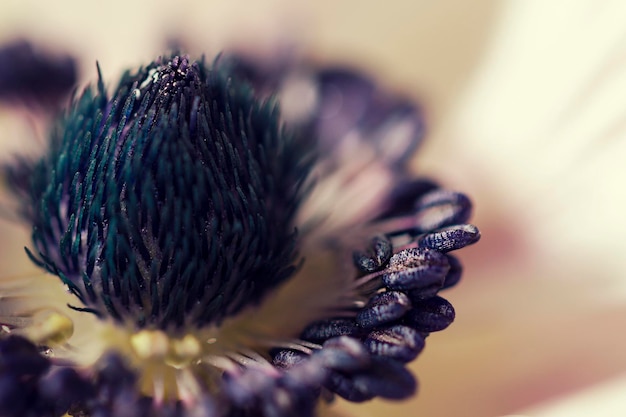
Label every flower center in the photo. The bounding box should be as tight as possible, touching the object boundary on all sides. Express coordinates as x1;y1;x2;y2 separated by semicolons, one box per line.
8;55;315;331
1;245;356;402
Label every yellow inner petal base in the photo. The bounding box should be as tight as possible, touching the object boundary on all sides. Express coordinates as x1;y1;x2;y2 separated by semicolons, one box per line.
0;245;358;404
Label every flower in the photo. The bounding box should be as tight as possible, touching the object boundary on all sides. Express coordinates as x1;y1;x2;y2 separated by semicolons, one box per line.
0;47;479;416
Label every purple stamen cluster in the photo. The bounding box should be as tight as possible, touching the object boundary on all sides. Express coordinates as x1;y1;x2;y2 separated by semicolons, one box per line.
265;184;478;407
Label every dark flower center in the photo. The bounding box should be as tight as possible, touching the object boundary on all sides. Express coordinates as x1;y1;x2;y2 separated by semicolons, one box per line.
8;55;315;330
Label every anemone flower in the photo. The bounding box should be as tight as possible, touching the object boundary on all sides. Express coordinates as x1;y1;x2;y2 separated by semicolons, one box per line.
0;35;480;417
4;0;625;416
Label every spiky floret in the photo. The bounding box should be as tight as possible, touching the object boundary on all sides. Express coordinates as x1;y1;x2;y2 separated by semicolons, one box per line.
6;55;314;330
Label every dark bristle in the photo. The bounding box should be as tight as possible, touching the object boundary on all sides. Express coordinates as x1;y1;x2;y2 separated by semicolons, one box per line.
4;54;316;330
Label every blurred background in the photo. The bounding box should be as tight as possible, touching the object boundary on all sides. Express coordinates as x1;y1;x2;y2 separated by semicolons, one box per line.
2;1;626;416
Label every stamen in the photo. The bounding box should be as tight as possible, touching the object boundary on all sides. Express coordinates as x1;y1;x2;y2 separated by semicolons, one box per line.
301;318;364;343
381;247;450;291
351;269;387;292
202;355;239;373
404;296;456;332
130;329;170;360
176;367;202;406
318;337;370;372
325;356;416;402
356;291;412;329
352;235;392;273
418;224;481;252
168;334;202;368
364;325;425;363
152;371;166;405
259;339;319;354
24;310;74;346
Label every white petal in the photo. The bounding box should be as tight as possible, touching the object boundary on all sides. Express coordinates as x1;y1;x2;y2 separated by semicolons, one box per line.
445;0;626;297
519;373;626;417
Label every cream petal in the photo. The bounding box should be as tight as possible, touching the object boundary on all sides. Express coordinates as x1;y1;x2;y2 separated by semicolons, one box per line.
444;0;626;294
